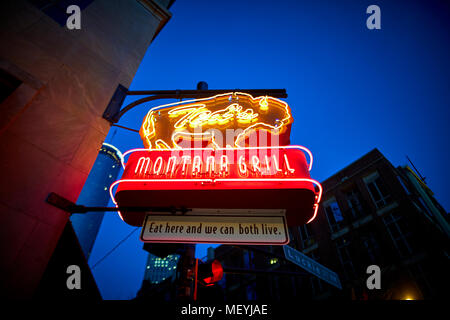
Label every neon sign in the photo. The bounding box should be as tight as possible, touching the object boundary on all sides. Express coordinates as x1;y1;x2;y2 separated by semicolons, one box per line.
132;151;295;178
139;93;293;149
110;146;322;227
111;93;322;230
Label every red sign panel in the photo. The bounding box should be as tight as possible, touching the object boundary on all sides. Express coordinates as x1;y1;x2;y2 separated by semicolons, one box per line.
110;146;322;227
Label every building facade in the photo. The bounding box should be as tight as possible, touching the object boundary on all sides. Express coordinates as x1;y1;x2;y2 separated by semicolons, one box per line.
143;253;180;284
0;0;173;297
70;143;123;260
212;149;449;300
305;148;449;300
136;244;193;301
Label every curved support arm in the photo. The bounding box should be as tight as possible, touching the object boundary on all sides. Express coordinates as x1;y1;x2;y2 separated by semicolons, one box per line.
107;89;287;123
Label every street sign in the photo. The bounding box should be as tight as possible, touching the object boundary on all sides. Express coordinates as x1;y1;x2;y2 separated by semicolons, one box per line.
283;245;342;289
140;210;289;245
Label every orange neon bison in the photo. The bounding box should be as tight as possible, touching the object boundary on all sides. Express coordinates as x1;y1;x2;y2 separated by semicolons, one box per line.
139;92;293;149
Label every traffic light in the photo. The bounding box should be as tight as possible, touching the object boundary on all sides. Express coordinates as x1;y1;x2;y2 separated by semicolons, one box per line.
196;259;223;286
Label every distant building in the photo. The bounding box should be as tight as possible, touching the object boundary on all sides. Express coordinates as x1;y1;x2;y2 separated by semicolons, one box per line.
143;253;180;284
135;252;180;301
212;149;449;300
70;143;123;260
213;244;308;301
214;245;260;300
136;243;196;301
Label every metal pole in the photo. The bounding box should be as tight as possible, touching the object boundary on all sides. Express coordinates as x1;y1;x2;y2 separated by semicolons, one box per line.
46;191;191;215
406;155;427;184
193;258;199;301
108;88;287;123
125;89;287;97
177;244;196;301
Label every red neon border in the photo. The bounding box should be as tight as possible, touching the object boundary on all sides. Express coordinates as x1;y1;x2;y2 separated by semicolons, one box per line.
110;178;322;224
120;145;314;172
109;146;322;224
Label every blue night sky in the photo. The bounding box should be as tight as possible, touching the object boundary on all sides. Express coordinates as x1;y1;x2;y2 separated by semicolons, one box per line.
88;0;450;299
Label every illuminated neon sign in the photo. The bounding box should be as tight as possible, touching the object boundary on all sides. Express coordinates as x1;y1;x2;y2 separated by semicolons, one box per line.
111;93;322;231
139;93;293;149
132;150;295;178
110;146;322;228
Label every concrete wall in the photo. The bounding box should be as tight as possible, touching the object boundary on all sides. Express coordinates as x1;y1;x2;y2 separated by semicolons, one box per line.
0;0;172;297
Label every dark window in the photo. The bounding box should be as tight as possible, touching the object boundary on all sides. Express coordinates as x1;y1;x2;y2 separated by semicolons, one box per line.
382;212;414;257
298;224;315;249
336;238;355;280
243;250;255;270
346;188;364;219
361;233;381;265
397;175;411;195
417;197;433;219
246;282;257;300
365;173;391;208
324;200;344;233
0;68;22;104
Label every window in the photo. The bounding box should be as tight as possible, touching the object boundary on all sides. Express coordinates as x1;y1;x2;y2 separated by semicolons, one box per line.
417;197;433;219
346;188;364;219
364;172;391;209
336;237;355;280
269;258;278;265
246;282;257;300
243;250;254;269
397;176;410;195
298;224;314;249
361;233;381;265
0;68;22;104
324;199;344;233
382;212;414;257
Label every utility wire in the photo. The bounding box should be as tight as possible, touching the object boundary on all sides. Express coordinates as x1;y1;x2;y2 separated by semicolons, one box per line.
91;227;140;270
111;123;140;133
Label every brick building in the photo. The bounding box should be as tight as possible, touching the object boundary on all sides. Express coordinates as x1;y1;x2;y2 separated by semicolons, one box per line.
212;148;449;300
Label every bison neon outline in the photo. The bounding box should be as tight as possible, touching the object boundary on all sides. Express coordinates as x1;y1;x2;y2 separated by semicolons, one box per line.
139;92;293;149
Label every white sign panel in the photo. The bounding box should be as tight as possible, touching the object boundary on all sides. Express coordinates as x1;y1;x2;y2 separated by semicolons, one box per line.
140;213;289;245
